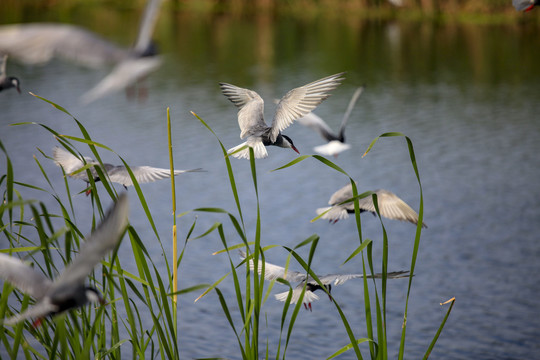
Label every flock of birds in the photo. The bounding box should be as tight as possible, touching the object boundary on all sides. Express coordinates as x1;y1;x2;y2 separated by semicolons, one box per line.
0;0;535;326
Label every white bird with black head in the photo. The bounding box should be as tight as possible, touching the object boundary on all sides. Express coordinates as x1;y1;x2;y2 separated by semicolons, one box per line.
240;251;409;311
0;193;129;326
220;72;345;159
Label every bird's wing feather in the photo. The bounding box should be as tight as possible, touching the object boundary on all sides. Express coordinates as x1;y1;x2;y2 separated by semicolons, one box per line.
51;194;129;290
313;141;351;157
0;24;126;67
80;56;162;104
270;72;345;142
0;54;6;82
0;253;52;299
220;83;267;138
2;298;58;326
133;0;163;54
338;86;364;137
52;147;95;181
296;112;338;141
239;251;306;282
328;183;356;205
358;189;422;226
513;0;534;11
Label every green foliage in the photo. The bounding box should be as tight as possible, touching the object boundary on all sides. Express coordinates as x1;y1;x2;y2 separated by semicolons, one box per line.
0;97;454;359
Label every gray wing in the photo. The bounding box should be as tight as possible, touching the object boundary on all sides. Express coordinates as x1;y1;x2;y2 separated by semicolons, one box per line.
328;182;357;206
53;147;95;181
220;82;268;139
0;54;6;82
51;193;129;290
133;0;163;54
2;298;57;326
270;72;345;142
80;56;162;104
358;189;427;227
106;165;201;187
240;251;307;283
0;253;52;300
337;86;364;138
314;273;363;286
296;112;339;142
0;24;127;67
315;271;410;286
513;0;534;11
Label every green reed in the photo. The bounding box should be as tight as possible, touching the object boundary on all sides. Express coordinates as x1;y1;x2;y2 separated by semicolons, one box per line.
0;96;454;359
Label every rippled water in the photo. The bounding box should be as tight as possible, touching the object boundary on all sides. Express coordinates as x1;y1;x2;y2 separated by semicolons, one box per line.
1;9;540;359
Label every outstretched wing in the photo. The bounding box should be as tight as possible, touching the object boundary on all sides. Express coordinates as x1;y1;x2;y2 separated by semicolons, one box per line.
0;54;6;82
53;147;96;180
513;0;535;11
51;193;129;290
316;270;410;286
0;253;52;300
1;298;58;326
106;165;202;187
271;72;345;142
133;0;163;55
80;56;161;105
297;112;339;142
358;189;427;227
220;82;267;139
338;86;364;139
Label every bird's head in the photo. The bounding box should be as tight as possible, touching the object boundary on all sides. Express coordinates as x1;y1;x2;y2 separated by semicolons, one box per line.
10;77;21;94
281;135;300;154
85;287;106;305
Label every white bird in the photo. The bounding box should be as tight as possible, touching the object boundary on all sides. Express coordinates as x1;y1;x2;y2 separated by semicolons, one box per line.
513;0;539;11
316;183;427;227
0;193;129;326
0;54;21;94
220;73;345;159
297;86;364;157
0;0;163;104
53;147;203;195
240;251;409;311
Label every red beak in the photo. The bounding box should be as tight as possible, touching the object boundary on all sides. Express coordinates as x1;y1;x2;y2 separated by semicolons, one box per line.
291;145;300;154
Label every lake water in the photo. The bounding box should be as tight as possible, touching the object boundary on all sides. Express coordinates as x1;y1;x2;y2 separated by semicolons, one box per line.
1;7;540;360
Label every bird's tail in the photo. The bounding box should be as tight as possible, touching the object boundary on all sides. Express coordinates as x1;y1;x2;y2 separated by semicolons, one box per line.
275;289;319;305
228;142;268;159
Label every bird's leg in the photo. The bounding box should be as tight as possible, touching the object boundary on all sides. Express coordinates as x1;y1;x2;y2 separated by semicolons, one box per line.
308;302;312;312
85;182;92;196
332;219;339;224
32;317;43;328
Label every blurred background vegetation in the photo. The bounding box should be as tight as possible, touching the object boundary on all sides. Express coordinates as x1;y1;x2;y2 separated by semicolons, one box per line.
1;0;538;24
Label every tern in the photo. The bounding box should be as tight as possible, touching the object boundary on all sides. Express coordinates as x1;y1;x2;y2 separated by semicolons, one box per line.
297;86;364;157
220;72;345;159
0;0;163;104
0;54;21;94
53;147;203;195
0;193;129;326
240;251;409;311
513;0;539;11
316;183;427;227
